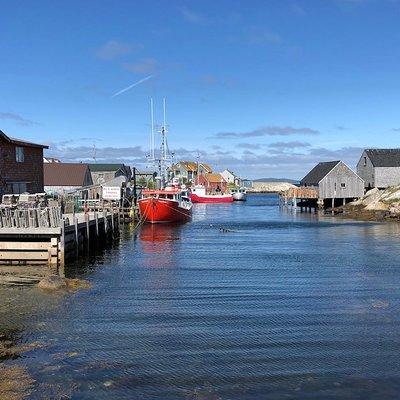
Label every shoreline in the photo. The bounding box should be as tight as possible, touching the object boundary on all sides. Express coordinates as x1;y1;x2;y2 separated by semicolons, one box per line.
328;204;400;222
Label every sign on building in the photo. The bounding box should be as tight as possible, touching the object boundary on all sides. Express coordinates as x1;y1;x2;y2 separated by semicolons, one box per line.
102;186;121;200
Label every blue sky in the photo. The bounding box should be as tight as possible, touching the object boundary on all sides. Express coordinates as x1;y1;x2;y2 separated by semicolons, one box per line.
1;0;400;179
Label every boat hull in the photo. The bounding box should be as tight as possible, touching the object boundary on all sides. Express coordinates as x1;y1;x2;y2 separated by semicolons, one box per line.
190;193;233;203
138;198;192;223
232;192;247;201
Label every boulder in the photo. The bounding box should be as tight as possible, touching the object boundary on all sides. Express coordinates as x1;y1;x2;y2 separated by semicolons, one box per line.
358;188;381;206
365;200;389;211
37;275;67;290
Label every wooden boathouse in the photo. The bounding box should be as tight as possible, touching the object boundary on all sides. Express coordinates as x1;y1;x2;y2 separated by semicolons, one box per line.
281;161;364;211
0;207;120;284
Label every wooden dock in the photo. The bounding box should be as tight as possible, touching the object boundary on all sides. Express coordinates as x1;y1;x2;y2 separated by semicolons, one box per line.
0;207;120;284
280;187;321;212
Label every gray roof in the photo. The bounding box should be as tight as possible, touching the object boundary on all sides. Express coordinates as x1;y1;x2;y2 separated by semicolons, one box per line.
365;149;400;167
301;161;340;186
0;129;48;149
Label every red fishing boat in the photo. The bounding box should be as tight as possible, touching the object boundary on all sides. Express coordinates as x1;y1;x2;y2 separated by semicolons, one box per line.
190;185;233;203
138;187;192;223
138;98;193;223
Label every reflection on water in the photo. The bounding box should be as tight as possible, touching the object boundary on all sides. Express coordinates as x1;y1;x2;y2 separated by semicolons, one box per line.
1;194;400;399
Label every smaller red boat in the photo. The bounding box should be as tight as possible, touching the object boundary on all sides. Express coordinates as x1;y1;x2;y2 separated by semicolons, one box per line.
190;185;233;203
138;187;192;223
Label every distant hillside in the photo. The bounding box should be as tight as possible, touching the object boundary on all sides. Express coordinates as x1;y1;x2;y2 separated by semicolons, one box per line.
253;178;299;184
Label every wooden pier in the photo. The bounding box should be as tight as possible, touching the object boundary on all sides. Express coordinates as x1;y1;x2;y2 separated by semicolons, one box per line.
280;187;321;212
0;207;120;284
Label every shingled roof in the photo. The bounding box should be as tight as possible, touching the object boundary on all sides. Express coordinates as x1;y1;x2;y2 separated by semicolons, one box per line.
89;163;126;172
44;163;92;186
204;173;226;183
0;129;48;149
301;161;341;186
365;149;400;167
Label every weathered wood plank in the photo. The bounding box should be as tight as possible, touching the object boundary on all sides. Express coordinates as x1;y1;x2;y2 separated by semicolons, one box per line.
0;242;50;250
0;228;62;235
0;265;47;276
0;251;49;260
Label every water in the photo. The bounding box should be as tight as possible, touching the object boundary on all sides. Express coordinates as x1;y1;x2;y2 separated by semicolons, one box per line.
2;194;400;399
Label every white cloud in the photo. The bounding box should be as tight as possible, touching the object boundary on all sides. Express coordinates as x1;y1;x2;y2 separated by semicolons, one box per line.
96;40;134;60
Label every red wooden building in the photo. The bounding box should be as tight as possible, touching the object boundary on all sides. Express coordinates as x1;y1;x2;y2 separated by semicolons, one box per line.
195;173;228;193
0;130;48;196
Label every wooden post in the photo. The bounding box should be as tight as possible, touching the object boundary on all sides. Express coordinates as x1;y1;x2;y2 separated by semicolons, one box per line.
95;211;99;237
59;219;66;272
86;213;90;247
74;216;79;253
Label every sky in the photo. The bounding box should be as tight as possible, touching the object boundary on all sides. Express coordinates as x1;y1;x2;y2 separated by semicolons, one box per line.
1;0;400;179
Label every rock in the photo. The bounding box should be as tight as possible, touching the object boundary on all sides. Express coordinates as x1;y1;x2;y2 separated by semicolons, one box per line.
350;188;380;206
0;365;35;400
65;278;91;291
365;200;389;211
37;275;67;291
251;182;296;193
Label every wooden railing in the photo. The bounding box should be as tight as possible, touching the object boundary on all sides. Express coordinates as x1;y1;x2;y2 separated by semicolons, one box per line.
283;187;319;199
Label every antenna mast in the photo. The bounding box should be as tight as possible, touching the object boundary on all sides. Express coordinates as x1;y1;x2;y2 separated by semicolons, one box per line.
93;143;97;163
150;98;155;160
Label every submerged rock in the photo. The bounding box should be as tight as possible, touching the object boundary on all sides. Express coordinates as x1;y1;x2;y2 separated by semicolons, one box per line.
37;276;91;292
65;278;91;291
0;365;35;400
37;275;67;291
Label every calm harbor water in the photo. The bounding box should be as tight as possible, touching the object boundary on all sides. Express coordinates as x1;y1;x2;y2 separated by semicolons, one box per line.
2;193;400;399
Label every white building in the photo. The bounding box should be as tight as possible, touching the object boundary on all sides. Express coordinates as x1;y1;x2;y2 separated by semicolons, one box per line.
221;169;237;185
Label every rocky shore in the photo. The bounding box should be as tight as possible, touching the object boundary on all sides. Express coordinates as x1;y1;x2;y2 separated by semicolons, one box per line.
249;181;296;193
338;187;400;221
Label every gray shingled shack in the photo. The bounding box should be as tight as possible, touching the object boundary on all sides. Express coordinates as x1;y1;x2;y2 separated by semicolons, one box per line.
301;160;364;207
357;149;400;189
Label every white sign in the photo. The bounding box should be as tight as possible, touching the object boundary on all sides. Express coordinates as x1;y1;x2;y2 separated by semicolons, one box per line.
102;186;121;200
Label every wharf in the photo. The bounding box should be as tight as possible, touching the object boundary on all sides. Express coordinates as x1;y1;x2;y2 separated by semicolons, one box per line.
279;187;320;212
0;207;127;285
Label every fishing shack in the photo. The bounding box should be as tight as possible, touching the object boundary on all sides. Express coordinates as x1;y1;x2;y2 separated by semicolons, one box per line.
300;160;364;209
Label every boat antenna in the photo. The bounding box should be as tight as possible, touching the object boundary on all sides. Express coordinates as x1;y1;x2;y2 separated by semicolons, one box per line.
163;98;167;161
196;152;200;185
93;142;97;163
150;98;155;160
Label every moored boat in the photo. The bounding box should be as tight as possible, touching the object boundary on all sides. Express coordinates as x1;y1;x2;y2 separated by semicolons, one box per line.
138;187;192;223
190;185;233;203
231;187;247;201
138;98;193;224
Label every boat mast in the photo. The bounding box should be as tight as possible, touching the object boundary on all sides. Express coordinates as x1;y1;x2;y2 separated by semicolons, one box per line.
159;97;169;188
150;98;155;160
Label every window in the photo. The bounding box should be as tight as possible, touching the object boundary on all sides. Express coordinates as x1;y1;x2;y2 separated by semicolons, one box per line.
9;182;27;194
16;147;24;162
363;156;367;167
341;183;346;188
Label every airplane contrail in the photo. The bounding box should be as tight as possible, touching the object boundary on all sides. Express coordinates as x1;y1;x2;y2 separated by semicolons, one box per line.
111;75;153;98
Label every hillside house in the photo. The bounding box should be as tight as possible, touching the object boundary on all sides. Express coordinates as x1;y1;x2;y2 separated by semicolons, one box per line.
89;163;132;185
196;173;228;193
357;149;400;189
0;129;48;196
301;160;364;207
220;169;239;185
44;163;93;195
170;161;212;183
